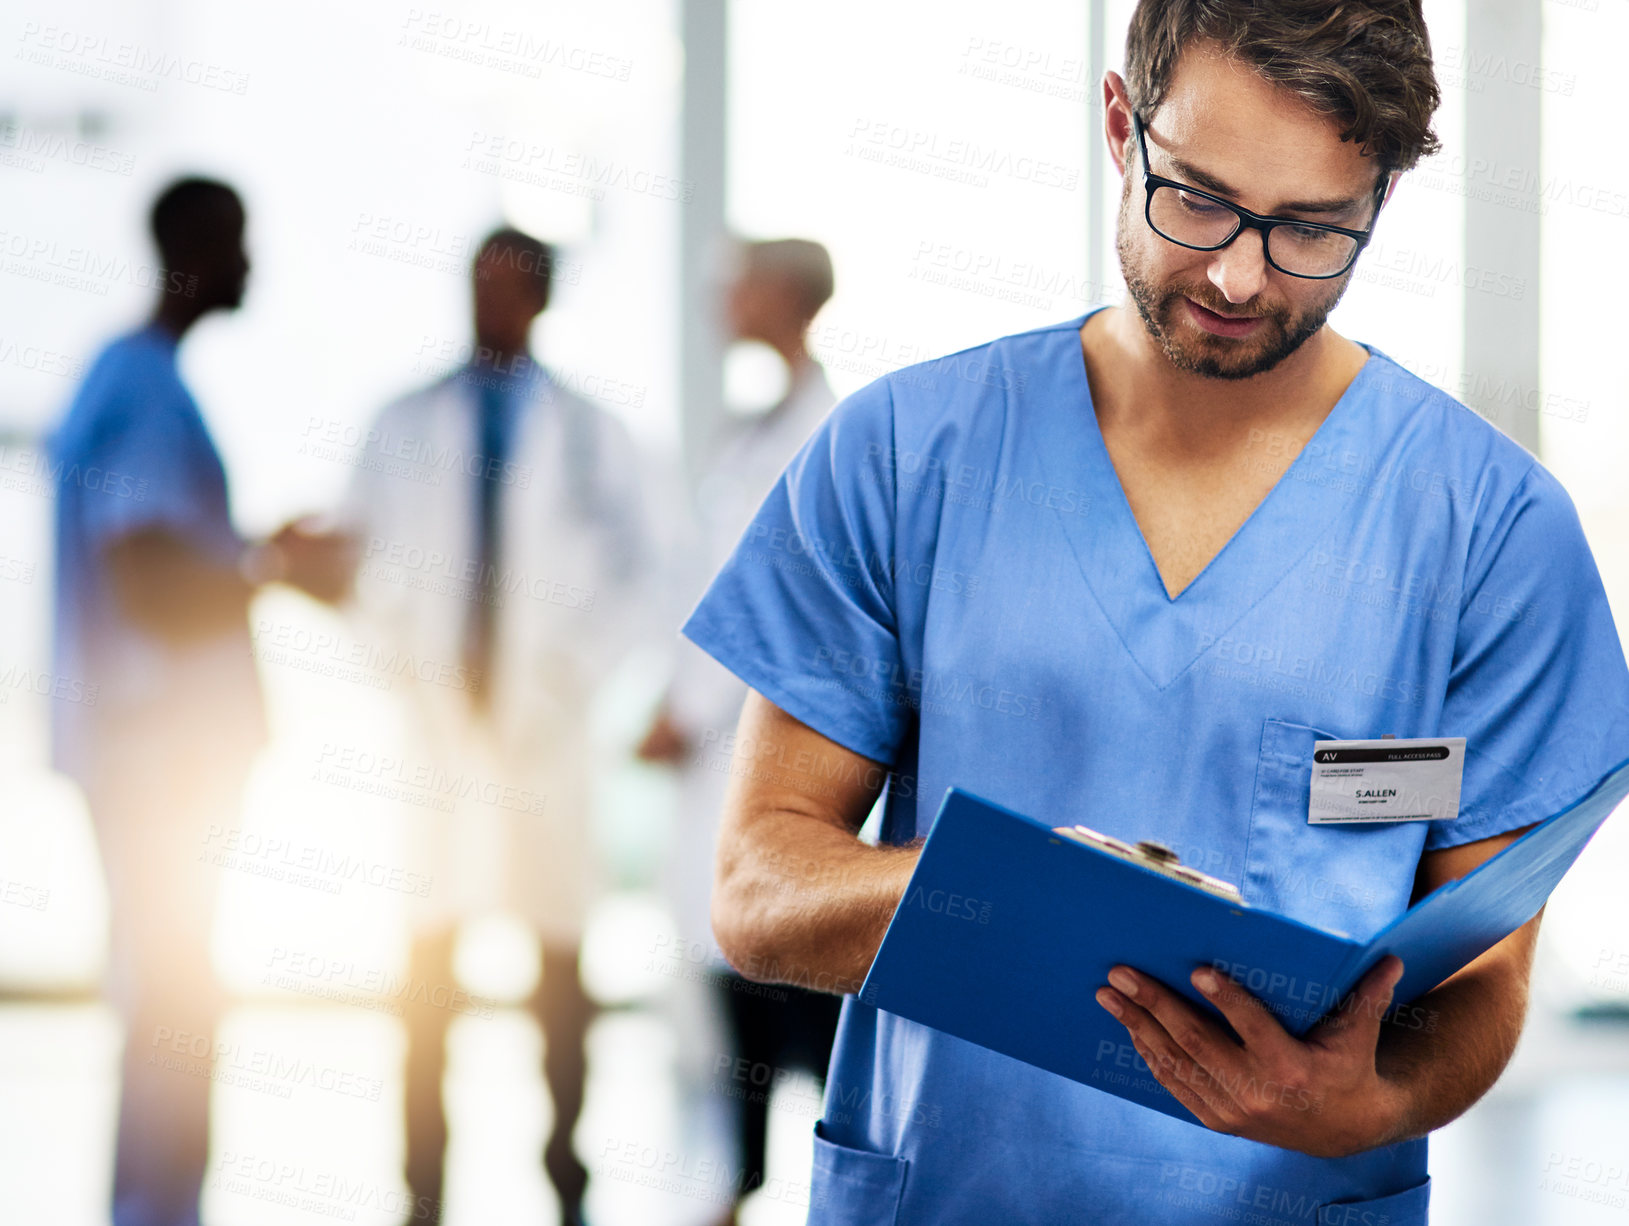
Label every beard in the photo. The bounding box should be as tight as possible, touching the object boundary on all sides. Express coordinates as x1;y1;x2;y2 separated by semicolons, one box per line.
1116;189;1351;381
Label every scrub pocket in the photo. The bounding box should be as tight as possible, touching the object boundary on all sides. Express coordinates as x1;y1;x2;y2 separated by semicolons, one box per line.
808;1121;908;1225
1319;1174;1431;1225
1243;718;1430;941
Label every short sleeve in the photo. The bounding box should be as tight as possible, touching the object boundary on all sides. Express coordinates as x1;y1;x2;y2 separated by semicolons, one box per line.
73;383;236;563
681;378;907;763
1430;463;1629;849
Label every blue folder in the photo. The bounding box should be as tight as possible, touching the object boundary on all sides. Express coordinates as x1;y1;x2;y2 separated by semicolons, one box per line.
859;759;1629;1125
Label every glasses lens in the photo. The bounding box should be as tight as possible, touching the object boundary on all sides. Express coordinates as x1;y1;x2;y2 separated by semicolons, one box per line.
1266;224;1360;278
1147;184;1363;277
1147;184;1239;249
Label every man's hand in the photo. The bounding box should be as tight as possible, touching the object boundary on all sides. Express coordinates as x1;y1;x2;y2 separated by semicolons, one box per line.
269;517;357;604
1095;955;1410;1158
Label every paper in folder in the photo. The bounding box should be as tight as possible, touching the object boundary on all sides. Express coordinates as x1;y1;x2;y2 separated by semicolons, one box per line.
859;760;1629;1125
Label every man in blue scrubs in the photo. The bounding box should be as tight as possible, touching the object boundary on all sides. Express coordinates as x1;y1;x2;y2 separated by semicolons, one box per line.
681;3;1629;1223
51;178;349;1226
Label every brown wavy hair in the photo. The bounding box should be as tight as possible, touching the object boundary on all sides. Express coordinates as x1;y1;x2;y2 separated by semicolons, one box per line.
1124;0;1442;172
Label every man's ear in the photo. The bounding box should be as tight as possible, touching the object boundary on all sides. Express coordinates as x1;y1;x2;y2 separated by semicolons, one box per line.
1103;70;1134;178
1381;170;1400;209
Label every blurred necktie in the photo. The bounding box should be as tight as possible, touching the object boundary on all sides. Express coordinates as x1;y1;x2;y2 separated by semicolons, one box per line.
465;376;511;710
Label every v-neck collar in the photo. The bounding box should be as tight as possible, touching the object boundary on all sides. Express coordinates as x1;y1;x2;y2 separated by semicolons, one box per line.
1033;308;1382;690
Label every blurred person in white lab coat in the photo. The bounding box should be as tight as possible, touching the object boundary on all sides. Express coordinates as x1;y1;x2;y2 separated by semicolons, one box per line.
342;228;650;1226
637;238;840;1221
49;177;352;1226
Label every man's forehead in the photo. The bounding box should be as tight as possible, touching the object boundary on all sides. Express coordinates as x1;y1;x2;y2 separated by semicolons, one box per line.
1152;44;1380;210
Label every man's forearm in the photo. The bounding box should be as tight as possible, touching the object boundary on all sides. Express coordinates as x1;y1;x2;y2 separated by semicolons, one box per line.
714;811;919;995
107;528;253;639
1370;920;1538;1145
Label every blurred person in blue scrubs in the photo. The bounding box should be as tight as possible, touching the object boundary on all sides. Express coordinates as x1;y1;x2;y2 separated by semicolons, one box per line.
341;227;651;1226
681;4;1629;1224
49;177;352;1226
638;238;840;1223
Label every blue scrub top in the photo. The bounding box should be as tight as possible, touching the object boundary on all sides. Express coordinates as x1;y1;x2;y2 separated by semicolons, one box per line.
50;323;263;791
682;311;1629;1225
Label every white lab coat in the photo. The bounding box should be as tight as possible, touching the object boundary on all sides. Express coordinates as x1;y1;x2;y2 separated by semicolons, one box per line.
344;367;651;943
664;362;837;953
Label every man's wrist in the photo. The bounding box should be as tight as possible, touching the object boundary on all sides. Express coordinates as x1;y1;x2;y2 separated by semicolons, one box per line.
237;540;287;587
1362;1072;1421;1151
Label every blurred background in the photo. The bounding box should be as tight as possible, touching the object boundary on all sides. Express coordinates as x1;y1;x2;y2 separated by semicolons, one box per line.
1;0;1627;1223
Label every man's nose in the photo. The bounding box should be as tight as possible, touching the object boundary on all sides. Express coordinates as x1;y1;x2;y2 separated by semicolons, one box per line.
1207;228;1269;305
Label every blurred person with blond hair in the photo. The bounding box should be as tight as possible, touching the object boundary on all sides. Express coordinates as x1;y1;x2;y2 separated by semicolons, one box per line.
638;236;838;1223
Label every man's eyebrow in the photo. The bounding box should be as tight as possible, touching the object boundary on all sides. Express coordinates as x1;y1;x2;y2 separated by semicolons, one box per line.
1164;153;1366;215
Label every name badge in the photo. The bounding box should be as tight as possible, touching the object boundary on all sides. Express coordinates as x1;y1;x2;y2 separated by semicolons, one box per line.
1308;737;1465;825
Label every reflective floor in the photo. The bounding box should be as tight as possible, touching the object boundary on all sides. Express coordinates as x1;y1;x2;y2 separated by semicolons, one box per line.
0;904;818;1226
2;903;1627;1226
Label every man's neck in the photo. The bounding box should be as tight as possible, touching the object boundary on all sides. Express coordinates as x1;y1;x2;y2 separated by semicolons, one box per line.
150;297;206;341
1086;304;1366;456
471;344;536;378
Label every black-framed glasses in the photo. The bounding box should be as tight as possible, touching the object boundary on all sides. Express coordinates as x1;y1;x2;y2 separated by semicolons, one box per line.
1131;110;1389;280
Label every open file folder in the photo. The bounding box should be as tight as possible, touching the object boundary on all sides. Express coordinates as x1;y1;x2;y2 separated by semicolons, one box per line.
858;760;1629;1125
